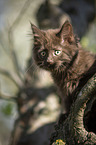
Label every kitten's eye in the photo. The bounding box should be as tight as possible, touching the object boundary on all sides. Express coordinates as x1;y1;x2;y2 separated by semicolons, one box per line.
54;50;61;56
40;51;46;58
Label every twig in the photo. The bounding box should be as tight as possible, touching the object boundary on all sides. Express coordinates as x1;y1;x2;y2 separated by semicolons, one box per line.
0;67;23;88
8;0;33;82
9;0;33;30
0;91;16;102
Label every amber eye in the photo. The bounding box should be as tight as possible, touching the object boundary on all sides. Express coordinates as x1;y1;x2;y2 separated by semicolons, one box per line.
54;50;61;56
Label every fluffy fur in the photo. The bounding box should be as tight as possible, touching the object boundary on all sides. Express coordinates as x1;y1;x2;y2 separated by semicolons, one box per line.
31;21;96;113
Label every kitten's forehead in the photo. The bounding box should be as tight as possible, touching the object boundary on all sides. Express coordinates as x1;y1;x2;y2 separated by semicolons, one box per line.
44;29;60;47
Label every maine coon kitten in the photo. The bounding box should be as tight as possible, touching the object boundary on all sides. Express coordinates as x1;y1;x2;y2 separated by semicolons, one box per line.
31;21;96;113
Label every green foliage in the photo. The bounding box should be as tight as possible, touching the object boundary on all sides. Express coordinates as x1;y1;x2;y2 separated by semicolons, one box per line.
81;21;96;53
1;102;14;116
81;36;96;53
81;37;89;48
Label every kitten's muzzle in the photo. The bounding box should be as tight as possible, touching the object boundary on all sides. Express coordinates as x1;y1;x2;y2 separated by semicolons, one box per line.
44;61;56;70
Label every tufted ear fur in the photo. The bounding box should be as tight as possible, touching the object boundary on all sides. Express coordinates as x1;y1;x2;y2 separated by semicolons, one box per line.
31;23;45;44
56;21;75;44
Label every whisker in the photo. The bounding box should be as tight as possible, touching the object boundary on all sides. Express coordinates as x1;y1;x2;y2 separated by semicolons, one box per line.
31;65;39;76
27;33;33;36
25;60;40;79
24;63;34;74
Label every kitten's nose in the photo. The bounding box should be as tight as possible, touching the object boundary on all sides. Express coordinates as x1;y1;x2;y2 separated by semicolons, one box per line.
47;58;54;64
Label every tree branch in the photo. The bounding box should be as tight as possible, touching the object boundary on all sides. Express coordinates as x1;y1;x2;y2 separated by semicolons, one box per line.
0;67;23;88
7;0;33;82
69;73;96;144
0;90;16;102
51;74;96;145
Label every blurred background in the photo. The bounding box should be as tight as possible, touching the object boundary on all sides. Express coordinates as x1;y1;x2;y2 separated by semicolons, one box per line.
0;0;95;145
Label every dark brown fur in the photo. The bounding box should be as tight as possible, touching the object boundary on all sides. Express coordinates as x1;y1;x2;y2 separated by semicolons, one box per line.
31;21;96;113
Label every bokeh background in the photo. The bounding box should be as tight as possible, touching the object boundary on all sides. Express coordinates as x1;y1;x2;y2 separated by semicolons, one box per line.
0;0;96;145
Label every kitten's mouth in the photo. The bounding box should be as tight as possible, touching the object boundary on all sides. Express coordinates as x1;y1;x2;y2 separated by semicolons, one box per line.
38;62;56;71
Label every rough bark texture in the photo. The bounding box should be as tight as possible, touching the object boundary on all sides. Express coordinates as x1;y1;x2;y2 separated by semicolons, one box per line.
50;74;96;145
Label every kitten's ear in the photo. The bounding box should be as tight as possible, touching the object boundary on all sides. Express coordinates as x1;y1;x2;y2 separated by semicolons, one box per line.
31;23;45;43
56;21;74;44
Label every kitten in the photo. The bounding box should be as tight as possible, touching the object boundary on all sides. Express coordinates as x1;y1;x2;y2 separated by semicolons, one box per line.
31;21;96;113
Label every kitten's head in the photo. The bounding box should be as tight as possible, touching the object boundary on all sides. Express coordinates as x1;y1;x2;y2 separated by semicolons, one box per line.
31;21;79;72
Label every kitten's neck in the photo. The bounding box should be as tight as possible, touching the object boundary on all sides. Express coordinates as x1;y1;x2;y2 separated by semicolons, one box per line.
52;49;79;86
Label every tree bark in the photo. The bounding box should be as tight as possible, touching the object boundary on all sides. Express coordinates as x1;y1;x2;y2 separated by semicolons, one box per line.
50;74;96;145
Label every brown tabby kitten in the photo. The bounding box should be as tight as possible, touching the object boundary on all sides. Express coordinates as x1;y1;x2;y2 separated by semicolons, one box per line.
31;21;96;113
